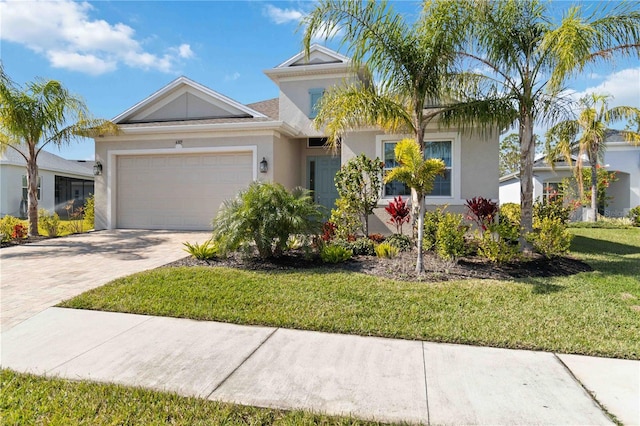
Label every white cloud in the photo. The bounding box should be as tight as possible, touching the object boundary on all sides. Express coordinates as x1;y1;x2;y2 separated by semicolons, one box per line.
263;4;304;24
225;72;240;82
571;67;640;109
263;4;343;43
0;0;194;75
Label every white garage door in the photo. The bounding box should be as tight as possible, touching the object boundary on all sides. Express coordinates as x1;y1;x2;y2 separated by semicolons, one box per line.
116;152;253;230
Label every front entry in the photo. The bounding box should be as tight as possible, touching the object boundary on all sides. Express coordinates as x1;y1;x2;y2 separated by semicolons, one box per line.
307;155;341;216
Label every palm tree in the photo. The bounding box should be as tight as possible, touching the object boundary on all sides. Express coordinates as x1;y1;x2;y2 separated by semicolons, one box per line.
545;93;640;221
302;0;473;223
439;0;640;246
0;69;118;236
385;138;445;274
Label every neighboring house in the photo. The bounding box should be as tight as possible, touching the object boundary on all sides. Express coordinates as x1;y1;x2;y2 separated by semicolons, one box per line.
499;131;640;218
93;45;499;232
0;148;95;218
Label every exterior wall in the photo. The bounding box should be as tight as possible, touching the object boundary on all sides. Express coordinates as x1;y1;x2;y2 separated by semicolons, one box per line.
94;131;276;230
606;145;640;212
342;130;379;162
460;131;499;201
499;179;521;205
273;135;302;190
278;75;355;137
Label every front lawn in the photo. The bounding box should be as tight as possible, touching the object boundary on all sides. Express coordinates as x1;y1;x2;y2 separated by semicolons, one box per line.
0;369;377;425
61;228;640;359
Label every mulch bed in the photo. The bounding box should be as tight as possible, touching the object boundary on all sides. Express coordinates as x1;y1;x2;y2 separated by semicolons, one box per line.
166;249;592;282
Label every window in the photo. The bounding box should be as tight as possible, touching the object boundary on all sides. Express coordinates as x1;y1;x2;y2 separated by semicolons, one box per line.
309;88;324;118
308;137;328;148
543;182;561;203
383;140;452;197
22;175;41;201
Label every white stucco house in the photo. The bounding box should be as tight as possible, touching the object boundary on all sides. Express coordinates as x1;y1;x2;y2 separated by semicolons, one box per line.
0;148;95;218
499;131;640;217
93;45;499;232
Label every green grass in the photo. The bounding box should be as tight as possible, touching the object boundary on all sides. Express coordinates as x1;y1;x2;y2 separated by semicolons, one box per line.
60;228;640;359
0;369;379;425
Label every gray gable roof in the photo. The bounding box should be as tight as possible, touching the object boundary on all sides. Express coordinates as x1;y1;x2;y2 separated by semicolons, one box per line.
0;147;94;177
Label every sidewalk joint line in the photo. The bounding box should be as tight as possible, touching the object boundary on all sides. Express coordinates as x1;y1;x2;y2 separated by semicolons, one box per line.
46;312;155;373
422;341;431;425
552;353;621;425
206;327;280;400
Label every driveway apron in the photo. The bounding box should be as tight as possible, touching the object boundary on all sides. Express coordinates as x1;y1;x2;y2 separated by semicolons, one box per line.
0;229;211;332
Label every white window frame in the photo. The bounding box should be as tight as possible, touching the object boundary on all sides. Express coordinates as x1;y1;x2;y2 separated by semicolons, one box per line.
22;175;41;201
376;132;461;204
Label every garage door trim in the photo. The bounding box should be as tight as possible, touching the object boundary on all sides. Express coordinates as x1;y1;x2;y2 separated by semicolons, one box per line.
106;145;257;229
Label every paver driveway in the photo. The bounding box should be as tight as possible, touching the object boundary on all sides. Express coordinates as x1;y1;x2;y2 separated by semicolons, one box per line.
0;229;211;332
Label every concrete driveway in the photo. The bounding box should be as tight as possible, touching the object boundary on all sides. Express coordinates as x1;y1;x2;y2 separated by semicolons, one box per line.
0;229;211;332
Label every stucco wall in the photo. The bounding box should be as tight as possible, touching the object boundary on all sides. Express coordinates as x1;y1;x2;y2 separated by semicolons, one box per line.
606;146;640;210
460;131;499;201
273;135;302;190
278;76;355;137
499;179;521;205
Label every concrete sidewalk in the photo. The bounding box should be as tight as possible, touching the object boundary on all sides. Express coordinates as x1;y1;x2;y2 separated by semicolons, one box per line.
2;308;638;425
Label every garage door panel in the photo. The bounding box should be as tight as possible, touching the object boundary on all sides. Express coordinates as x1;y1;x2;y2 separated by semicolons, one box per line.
116;152;252;230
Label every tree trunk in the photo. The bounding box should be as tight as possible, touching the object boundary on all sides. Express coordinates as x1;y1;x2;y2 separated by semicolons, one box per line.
519;113;535;251
589;161;598;222
415;194;425;275
410;120;426;239
26;150;39;237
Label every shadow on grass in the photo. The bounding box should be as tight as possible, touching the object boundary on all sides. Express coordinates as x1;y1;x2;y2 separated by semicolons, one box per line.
571;235;640;256
571;235;640;277
516;278;565;294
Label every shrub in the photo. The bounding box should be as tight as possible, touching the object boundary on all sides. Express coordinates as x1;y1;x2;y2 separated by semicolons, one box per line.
1;215;23;242
385;196;410;234
477;228;520;263
350;237;376;256
375;242;399;259
533;198;571;227
320;244;352;263
629;206;640;227
83;194;95;228
499;203;521;227
423;208;446;251
329;197;361;240
385;234;413;252
38;209;63;237
334;154;383;235
183;240;219;260
212;182;323;259
11;223;28;239
526;217;573;258
435;212;468;261
465;197;498;231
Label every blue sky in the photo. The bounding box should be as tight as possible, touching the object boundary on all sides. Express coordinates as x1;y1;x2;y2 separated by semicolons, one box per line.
1;0;638;160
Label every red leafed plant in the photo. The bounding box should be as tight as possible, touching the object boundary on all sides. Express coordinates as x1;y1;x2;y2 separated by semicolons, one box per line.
321;222;337;242
11;223;28;239
465;197;498;231
385;196;410;234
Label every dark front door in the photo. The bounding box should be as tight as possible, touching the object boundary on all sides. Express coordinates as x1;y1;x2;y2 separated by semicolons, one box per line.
307;156;341;216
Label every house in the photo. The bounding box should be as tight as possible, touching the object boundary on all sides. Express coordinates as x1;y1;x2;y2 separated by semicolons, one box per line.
93;45;499;232
499;131;640;218
0;148;95;218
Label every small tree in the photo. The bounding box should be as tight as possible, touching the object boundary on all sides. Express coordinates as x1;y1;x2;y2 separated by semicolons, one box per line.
334;153;383;236
0;69;118;236
384;139;445;274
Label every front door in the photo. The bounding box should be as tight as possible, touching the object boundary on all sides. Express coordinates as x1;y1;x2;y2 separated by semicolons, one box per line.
307;156;341;216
